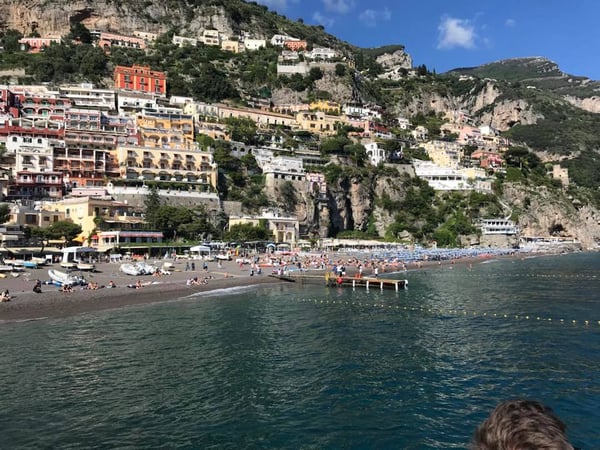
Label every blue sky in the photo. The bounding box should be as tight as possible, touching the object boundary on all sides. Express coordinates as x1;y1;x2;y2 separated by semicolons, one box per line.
255;0;600;80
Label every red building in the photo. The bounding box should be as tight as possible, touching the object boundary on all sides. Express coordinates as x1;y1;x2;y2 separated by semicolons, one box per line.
114;65;167;97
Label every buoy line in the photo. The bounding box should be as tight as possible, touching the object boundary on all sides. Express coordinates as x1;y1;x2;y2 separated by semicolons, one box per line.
297;298;599;328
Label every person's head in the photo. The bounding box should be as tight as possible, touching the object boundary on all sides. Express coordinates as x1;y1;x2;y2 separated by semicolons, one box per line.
472;399;574;450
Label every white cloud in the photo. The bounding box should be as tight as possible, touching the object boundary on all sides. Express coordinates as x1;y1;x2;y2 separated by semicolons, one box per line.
359;8;391;27
323;0;354;14
505;18;516;27
437;16;477;50
313;11;335;28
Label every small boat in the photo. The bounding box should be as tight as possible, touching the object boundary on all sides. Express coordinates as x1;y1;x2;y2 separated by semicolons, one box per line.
77;263;95;271
0;265;14;272
23;261;38;269
120;263;142;276
60;261;76;269
136;262;157;275
31;257;47;266
48;269;82;286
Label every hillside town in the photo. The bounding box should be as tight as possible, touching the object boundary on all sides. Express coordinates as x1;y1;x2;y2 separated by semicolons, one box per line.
0;27;572;256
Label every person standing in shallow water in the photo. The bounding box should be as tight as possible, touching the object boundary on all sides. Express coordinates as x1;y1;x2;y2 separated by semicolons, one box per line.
471;399;575;450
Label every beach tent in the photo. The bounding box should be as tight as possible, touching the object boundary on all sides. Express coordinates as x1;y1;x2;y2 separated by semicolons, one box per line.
61;246;97;263
190;245;211;259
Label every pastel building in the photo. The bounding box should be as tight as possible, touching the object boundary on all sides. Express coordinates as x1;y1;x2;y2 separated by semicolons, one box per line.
229;210;299;244
136;109;195;149
98;32;146;51
295;111;339;136
115;144;218;190
114;65;167;97
18;37;61;53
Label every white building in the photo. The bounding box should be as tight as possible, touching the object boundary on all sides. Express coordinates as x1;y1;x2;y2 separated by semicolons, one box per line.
307;47;337;60
202;30;221;46
172;35;198;47
479;219;519;235
59;84;116;110
116;91;160;113
5;135;55;172
413;160;491;192
243;38;266;51
271;34;294;46
397;117;411;130
363;141;387;166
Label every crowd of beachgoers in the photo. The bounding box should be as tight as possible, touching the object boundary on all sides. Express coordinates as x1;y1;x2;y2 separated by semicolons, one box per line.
0;244;566;322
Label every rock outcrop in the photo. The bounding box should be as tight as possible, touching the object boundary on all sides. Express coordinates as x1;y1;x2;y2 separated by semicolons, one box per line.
376;49;413;81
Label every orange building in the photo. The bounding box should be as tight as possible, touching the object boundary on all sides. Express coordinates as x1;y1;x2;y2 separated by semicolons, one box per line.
284;40;308;51
114;65;167;97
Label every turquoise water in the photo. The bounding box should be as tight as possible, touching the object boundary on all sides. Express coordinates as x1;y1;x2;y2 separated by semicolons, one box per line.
1;253;599;449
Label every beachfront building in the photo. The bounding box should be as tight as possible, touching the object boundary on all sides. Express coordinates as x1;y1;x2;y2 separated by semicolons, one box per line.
91;230;164;253
11;87;71;120
229;209;299;244
114;65;167;97
114;144;218;190
48;195;137;239
479;219;519;235
6;171;64;201
116;91;161;114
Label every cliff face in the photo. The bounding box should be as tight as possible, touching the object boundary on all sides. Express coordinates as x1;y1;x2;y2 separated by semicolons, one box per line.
0;0;241;38
502;184;600;249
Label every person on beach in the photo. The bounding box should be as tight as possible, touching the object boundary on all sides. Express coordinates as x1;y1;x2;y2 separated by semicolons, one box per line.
0;290;11;302
471;399;574;450
135;279;143;289
33;279;42;294
107;280;116;288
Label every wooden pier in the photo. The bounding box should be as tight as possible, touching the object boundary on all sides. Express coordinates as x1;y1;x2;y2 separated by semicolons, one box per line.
270;273;408;291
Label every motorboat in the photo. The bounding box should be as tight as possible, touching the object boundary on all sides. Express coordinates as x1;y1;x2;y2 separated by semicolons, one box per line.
48;269;83;286
60;261;76;269
136;262;157;275
120;263;142;276
77;263;95;271
31;257;47;266
23;261;38;269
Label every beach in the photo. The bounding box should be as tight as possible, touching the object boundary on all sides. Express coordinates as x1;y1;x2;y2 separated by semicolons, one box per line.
0;249;536;323
0;258;283;322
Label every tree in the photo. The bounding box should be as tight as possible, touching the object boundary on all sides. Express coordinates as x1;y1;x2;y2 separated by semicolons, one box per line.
0;204;10;224
68;21;92;44
222;117;258;144
0;29;23;53
225;223;270;242
144;186;163;229
335;63;346;77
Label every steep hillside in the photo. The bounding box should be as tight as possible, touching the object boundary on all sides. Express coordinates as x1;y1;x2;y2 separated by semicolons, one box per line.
0;0;353;51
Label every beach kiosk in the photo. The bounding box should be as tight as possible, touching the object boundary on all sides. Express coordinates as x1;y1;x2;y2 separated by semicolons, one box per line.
189;244;211;260
61;246;98;266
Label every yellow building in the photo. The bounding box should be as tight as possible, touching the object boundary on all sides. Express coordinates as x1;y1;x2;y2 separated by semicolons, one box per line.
47;196;138;239
136;109;195;149
295;111;339;136
115;145;218;190
309;100;341;114
221;39;243;53
228;210;298;244
217;104;296;128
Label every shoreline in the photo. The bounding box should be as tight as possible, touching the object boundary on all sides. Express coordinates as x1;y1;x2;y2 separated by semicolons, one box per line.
0;249;579;323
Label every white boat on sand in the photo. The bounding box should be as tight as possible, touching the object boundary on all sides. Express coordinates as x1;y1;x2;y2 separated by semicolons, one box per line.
48;269;83;286
120;263;142;276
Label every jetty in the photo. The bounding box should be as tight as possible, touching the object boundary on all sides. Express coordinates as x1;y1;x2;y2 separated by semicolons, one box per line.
270;273;408;291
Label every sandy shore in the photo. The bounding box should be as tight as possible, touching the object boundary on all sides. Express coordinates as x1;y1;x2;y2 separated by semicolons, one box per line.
0;258;282;322
0;250;543;323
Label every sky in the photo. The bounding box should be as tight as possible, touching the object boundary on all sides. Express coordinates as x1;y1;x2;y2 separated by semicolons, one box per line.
254;0;600;80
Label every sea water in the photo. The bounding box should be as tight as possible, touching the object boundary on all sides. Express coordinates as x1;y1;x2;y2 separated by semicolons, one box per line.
1;252;599;449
